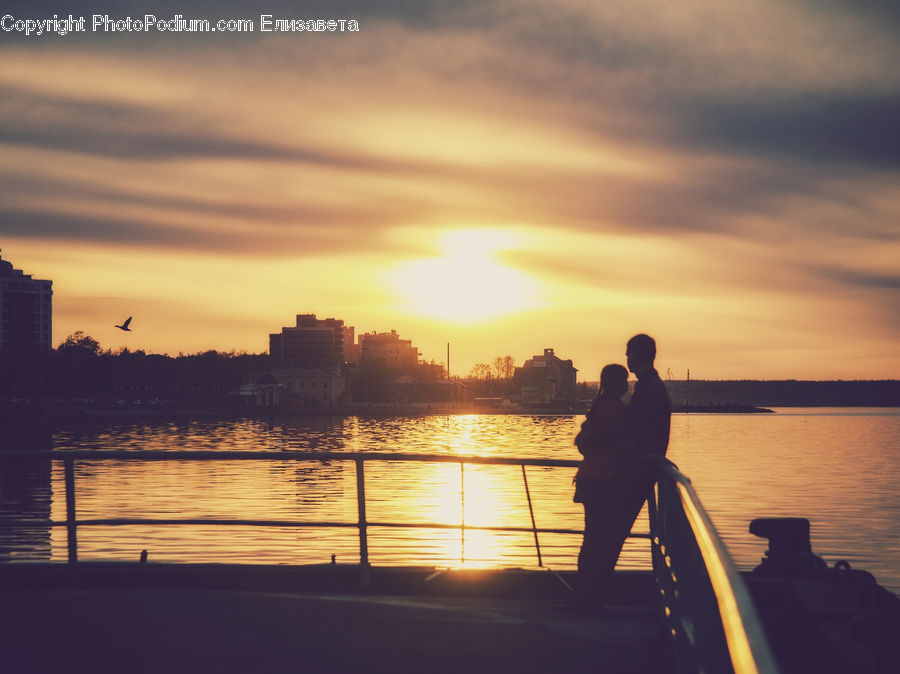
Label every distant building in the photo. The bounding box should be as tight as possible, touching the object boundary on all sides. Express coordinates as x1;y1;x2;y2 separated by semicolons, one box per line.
358;330;420;371
0;251;52;356
236;366;349;409
418;361;446;380
263;314;355;408
235;372;283;408
269;314;356;368
514;348;578;404
271;366;348;406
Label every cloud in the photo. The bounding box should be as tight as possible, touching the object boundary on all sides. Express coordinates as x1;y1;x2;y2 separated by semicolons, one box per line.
803;0;900;29
677;94;900;168
0;84;443;172
0;203;424;258
2;0;899;375
810;265;900;290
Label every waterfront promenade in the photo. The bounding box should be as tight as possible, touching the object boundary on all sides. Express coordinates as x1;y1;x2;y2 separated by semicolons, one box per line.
1;566;668;674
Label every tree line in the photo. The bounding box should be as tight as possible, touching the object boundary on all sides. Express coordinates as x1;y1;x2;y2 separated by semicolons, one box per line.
1;332;270;407
1;336;525;407
467;355;517;381
2;336;615;408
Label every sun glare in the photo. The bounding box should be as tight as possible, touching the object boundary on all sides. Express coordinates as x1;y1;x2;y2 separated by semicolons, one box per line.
387;230;539;323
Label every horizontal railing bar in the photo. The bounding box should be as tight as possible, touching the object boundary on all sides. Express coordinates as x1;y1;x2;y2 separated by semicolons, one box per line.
11;519;360;528
0;519;51;525
369;523;651;537
0;517;648;538
0;449;580;468
351;522;586;536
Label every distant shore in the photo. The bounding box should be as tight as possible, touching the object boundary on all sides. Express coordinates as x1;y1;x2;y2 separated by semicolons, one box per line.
3;400;778;419
3;379;896;420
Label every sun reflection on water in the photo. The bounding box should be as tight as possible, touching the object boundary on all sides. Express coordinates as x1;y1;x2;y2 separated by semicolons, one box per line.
19;410;897;592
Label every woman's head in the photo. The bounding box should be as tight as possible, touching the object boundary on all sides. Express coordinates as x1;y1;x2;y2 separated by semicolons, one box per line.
600;363;629;397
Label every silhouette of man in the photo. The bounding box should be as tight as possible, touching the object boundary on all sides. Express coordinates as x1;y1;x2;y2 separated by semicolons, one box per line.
625;333;671;462
574;333;671;609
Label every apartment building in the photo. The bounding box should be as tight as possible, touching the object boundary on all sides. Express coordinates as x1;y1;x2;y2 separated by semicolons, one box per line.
0;251;52;356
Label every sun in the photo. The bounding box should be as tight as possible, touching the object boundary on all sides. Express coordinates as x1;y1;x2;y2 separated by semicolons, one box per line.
387;230;539;323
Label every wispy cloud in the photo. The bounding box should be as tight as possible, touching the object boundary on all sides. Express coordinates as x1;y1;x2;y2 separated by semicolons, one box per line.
1;0;898;376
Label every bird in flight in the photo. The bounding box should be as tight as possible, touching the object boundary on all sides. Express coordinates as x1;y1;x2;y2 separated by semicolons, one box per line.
115;317;133;331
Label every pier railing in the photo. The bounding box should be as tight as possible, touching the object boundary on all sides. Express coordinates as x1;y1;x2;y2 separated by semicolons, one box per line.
1;449;777;674
0;450;604;572
648;455;779;674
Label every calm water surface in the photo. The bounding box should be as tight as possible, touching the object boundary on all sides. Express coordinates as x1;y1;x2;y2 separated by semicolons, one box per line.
2;408;898;594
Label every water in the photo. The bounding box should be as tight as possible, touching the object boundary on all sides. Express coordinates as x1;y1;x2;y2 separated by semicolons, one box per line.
2;408;898;594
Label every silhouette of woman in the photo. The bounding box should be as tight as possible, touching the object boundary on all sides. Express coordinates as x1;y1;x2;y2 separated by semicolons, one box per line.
572;363;630;609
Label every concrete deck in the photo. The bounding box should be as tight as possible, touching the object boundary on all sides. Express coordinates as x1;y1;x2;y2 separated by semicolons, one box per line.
1;587;670;674
7;563;898;672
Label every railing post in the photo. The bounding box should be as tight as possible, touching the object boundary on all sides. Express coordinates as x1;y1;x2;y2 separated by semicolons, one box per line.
460;461;465;565
355;458;370;587
64;458;78;564
521;465;543;567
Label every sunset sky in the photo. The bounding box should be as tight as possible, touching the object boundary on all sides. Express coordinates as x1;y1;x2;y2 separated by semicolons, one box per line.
2;1;898;380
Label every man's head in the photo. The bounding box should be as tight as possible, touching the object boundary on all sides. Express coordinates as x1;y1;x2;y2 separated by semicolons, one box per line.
626;333;656;376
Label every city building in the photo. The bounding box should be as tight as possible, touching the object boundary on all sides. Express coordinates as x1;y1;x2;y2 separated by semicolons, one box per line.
262;314;355;408
269;314;356;367
513;348;578;403
358;330;420;371
0;251;52;357
236;366;350;409
271;366;348;406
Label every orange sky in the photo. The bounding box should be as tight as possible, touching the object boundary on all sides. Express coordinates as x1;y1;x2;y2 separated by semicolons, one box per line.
2;1;898;380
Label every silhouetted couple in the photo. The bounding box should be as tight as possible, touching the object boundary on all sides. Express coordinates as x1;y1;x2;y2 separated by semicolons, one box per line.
572;333;671;610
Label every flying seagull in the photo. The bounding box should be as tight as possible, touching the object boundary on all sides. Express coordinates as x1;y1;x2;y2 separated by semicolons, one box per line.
115;317;133;332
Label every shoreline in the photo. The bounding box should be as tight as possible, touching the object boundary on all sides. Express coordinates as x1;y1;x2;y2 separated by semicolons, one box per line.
13;399;900;421
2;401;780;420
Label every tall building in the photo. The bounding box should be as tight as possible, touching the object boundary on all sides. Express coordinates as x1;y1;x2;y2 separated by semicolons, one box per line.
358;330;420;370
269;314;355;367
0;251;52;356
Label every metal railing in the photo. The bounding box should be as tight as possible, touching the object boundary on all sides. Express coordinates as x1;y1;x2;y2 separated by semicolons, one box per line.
0;450;609;571
1;449;778;673
648;456;780;674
